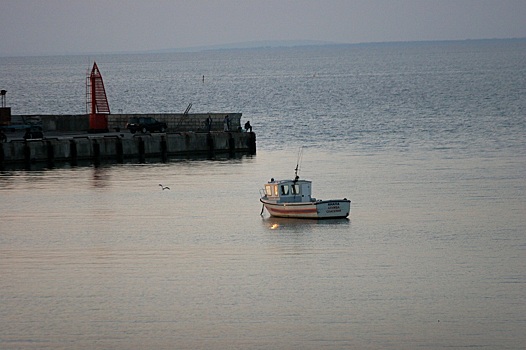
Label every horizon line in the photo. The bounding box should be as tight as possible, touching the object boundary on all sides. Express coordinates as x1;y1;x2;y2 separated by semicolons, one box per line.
2;37;525;58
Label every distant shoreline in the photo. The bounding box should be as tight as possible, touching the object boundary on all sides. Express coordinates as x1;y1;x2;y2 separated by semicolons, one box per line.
1;37;525;59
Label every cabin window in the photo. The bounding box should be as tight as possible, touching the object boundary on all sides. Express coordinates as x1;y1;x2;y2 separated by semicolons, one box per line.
274;185;278;196
291;184;300;194
281;185;289;195
265;185;272;196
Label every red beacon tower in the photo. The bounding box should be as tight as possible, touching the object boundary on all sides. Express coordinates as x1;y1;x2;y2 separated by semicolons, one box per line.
86;62;110;132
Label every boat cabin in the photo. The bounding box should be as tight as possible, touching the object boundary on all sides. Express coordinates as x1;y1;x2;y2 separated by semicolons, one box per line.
263;178;315;203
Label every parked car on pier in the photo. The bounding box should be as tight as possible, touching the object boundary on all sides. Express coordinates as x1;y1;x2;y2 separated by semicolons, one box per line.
23;127;44;140
126;117;167;134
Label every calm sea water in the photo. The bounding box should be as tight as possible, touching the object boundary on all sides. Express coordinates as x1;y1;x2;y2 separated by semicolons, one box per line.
1;40;525;349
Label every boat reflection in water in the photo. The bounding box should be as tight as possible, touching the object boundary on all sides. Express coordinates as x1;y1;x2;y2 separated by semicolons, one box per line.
262;216;350;232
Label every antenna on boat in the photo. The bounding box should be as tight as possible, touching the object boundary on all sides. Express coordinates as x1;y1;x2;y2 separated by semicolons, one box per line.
294;147;304;180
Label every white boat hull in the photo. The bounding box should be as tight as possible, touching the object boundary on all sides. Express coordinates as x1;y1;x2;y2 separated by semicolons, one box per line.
261;199;350;219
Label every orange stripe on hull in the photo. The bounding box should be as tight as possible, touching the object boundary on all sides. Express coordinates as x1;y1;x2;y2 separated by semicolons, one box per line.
267;207;317;214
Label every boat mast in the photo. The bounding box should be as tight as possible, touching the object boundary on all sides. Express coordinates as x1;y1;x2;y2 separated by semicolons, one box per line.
294;147;303;181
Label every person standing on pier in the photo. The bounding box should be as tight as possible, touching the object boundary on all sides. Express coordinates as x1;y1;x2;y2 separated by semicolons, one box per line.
206;115;212;132
223;114;230;131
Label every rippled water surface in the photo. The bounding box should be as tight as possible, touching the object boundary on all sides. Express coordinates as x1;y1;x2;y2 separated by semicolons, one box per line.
1;40;525;349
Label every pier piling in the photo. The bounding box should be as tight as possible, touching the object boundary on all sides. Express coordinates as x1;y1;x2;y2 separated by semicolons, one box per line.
1;131;256;167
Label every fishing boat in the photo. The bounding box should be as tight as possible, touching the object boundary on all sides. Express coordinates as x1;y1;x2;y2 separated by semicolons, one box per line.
260;152;351;219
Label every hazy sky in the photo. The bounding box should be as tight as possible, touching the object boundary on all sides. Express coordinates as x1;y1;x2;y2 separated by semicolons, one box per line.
2;0;526;56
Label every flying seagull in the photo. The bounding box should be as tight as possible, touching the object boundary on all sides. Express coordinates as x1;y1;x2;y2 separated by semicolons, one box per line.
159;184;170;190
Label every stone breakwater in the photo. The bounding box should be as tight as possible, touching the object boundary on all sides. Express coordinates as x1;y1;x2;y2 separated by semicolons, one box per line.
0;131;256;167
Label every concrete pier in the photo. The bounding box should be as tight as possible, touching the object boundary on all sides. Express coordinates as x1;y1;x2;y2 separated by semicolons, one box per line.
0;112;256;167
0;131;256;167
